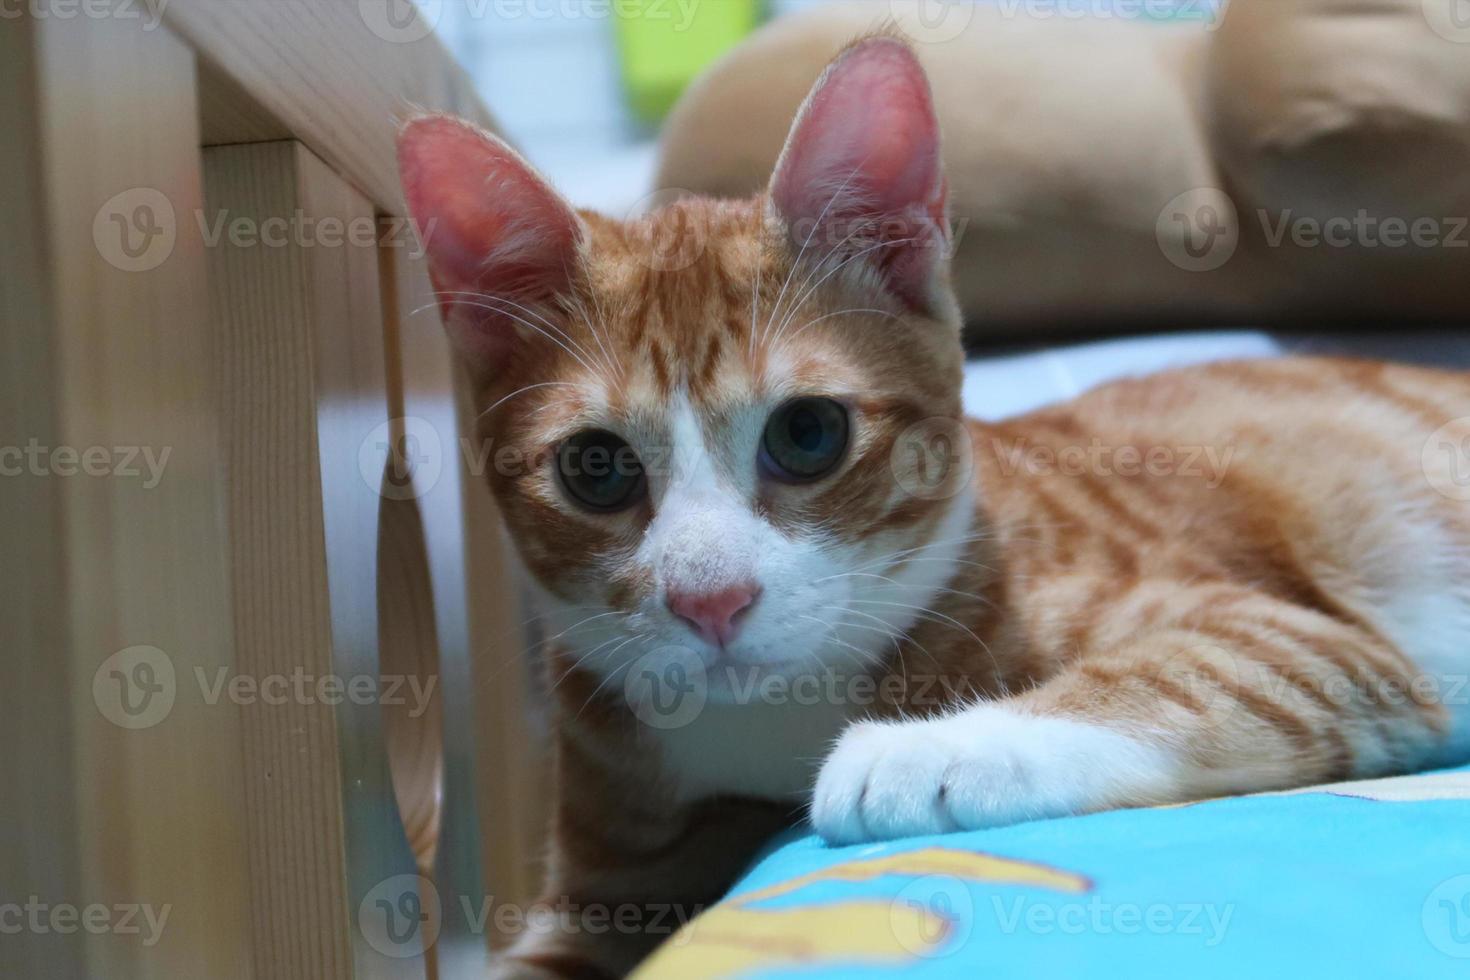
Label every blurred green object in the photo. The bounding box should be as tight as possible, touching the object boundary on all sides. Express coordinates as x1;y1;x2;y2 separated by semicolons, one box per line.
614;0;762;124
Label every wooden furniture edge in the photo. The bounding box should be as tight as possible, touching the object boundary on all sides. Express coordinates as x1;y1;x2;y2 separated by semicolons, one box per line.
162;0;501;214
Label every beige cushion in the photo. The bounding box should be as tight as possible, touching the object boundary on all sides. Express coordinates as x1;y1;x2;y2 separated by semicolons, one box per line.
1207;0;1470;319
656;0;1470;338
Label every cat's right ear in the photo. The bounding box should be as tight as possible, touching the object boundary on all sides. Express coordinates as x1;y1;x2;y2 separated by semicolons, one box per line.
767;36;950;315
397;116;582;371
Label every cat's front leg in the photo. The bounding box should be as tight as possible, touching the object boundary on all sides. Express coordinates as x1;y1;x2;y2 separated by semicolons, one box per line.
813;590;1450;845
489;823;769;979
490;770;791;977
811;703;1178;844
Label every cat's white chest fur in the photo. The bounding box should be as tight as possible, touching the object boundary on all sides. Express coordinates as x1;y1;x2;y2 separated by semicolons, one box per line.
645;689;863;803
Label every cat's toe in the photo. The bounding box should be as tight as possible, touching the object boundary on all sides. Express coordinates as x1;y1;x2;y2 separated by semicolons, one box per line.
811;720;958;845
813;709;1083;844
811;721;883;844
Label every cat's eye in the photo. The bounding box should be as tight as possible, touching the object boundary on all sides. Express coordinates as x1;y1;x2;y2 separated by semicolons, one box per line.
761;397;850;482
557;430;646;512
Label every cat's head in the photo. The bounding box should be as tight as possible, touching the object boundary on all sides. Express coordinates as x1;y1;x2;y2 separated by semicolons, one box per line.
399;37;973;705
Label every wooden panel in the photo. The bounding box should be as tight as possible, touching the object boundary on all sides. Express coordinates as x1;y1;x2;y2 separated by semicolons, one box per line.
380;223;551;952
454;344;555;933
165;0;499;212
0;15;84;979
204;140;426;980
174;1;550;956
379;248;479;975
198;60;292;146
0;13;253;980
6;7;534;977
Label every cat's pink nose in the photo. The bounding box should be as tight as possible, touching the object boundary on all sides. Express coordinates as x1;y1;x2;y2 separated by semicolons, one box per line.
667;584;761;647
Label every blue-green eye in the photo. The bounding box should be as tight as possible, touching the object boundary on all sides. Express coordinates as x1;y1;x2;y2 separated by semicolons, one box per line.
558;430;645;511
761;398;849;482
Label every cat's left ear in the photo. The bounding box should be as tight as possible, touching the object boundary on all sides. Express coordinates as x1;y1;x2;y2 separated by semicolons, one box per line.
767;36;950;314
397;115;583;372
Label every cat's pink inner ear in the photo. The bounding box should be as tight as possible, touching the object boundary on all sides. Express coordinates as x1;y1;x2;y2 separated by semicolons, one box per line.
398;116;580;365
769;38;949;310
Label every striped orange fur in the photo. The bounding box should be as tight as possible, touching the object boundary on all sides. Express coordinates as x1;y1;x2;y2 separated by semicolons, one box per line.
399;37;1470;979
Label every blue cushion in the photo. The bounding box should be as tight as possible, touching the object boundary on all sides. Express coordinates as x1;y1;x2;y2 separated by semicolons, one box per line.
635;767;1470;978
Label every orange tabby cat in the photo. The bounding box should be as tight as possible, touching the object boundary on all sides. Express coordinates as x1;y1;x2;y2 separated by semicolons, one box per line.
398;36;1470;978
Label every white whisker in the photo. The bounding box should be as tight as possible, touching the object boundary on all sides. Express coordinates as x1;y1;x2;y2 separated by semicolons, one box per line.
784;308;899;343
772;237;920;348
760;161;866;352
477;380;597;421
451;302;598;374
575;634;646;719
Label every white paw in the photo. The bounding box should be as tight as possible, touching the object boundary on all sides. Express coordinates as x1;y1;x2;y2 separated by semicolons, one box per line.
811;706;1175;845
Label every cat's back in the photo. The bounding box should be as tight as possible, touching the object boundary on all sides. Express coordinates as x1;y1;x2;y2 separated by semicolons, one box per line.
1044;355;1468;441
987;355;1470;557
993;356;1470;500
1114;354;1462;415
1072;356;1466;518
979;357;1470;751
